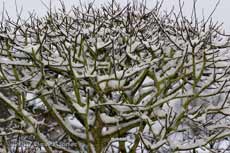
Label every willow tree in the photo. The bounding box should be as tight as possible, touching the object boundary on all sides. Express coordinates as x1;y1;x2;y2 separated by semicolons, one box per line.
0;0;230;152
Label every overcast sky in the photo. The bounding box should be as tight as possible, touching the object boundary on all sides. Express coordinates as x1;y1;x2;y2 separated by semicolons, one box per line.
0;0;229;32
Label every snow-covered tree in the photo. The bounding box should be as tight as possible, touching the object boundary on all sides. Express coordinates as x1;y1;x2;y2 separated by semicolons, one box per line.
0;0;230;152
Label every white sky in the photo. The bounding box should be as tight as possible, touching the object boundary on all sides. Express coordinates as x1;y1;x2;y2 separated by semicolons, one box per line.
0;0;229;32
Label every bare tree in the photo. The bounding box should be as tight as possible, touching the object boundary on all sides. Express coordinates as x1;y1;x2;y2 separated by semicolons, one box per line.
0;0;230;152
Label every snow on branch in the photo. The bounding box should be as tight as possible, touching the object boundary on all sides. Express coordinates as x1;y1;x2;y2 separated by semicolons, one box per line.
0;0;230;152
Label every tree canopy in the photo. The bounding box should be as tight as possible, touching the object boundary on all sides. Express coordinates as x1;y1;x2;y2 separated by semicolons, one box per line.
0;1;230;152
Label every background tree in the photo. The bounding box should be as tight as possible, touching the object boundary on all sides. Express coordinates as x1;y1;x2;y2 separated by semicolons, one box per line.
0;0;230;152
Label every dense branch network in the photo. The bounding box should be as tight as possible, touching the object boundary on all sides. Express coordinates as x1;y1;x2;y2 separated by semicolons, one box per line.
0;1;230;152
